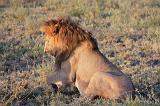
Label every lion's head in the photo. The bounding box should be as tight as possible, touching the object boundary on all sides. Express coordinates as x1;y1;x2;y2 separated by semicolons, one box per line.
40;17;98;68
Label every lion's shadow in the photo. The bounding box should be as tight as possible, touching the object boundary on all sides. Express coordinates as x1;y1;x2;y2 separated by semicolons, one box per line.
52;84;80;97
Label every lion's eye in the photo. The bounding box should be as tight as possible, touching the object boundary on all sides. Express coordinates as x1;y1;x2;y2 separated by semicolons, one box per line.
39;31;45;36
42;32;45;36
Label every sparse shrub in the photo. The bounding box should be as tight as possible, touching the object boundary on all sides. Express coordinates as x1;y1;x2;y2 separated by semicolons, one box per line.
8;0;29;20
14;7;29;20
25;16;37;35
9;0;23;10
45;0;62;10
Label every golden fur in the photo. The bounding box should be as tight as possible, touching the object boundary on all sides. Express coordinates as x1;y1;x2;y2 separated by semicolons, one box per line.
40;17;135;100
40;18;98;69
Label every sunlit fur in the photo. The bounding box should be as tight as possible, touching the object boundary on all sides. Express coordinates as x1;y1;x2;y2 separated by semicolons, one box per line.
40;17;135;100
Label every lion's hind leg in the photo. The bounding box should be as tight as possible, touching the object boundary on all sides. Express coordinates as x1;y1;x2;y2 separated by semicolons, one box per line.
85;71;135;100
84;72;111;99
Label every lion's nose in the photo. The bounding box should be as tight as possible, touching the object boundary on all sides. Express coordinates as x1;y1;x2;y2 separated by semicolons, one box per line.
37;31;45;36
44;49;47;53
44;45;48;53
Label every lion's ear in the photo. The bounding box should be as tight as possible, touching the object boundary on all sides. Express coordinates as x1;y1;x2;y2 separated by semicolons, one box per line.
53;24;60;34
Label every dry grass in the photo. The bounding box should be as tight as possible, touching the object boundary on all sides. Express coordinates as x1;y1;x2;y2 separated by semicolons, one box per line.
0;0;160;106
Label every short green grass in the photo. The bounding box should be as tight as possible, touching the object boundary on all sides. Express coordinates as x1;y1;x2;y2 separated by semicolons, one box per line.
0;0;160;106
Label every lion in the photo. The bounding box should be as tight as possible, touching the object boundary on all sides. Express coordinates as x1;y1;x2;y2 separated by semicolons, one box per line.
40;17;135;100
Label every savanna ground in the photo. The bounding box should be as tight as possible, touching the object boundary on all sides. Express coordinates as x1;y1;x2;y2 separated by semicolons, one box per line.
0;0;160;106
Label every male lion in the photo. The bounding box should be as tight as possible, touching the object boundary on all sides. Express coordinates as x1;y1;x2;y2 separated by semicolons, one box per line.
40;17;135;100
